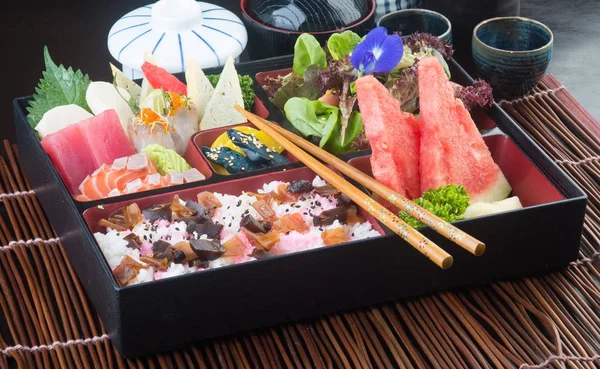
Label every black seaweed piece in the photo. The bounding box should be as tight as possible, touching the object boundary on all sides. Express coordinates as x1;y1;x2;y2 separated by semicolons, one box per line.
123;233;142;249
313;206;348;227
142;203;172;222
287;179;314;194
251;249;274;260
183;201;211;222
226;129;291;166
336;193;352;206
173;250;186;264
314;185;341;197
240;214;270;233
190;239;225;261
201;146;263;174
152;240;176;261
189;223;223;239
188;259;209;269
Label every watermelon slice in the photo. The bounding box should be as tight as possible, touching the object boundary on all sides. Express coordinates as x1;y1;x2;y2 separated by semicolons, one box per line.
41;109;135;195
41;123;97;194
418;56;511;203
78;109;135;168
141;62;187;95
356;75;421;199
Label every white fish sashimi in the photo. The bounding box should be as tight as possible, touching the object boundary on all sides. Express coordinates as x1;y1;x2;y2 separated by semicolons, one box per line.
86;81;134;135
185;56;214;122
36;104;93;138
169;107;198;155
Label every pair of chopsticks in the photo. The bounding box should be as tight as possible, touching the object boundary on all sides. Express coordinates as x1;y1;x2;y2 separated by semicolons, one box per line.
234;106;485;269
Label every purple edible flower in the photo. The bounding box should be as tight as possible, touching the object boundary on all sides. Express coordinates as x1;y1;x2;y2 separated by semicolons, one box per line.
350;27;404;74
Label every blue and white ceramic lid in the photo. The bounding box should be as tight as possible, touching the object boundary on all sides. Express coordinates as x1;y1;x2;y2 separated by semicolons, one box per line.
107;0;247;79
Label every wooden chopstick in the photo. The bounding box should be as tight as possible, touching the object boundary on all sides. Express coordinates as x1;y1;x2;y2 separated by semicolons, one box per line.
235;105;453;269
259;117;486;256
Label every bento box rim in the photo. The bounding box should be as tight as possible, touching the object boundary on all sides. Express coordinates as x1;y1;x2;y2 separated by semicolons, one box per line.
79;131;585;293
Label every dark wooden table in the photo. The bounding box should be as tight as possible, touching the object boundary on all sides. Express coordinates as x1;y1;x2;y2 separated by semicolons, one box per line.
2;0;599;139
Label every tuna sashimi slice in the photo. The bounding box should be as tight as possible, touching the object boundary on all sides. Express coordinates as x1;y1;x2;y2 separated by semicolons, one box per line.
41;123;96;194
78;109;135;168
356;75;421;199
418;57;511;203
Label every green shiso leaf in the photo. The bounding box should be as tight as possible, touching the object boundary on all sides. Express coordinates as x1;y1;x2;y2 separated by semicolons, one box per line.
400;185;470;228
27;46;91;128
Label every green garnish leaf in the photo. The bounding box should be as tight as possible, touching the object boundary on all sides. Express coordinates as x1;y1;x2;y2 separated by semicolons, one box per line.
293;34;327;76
284;97;363;155
27;46;91;128
207;73;255;110
327;31;362;60
272;65;322;110
400;185;470;228
284;97;339;147
324;111;363;155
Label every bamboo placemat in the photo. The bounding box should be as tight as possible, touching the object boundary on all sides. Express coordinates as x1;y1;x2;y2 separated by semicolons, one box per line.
1;75;600;369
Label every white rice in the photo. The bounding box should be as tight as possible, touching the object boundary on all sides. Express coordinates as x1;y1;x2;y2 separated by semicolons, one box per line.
95;176;382;285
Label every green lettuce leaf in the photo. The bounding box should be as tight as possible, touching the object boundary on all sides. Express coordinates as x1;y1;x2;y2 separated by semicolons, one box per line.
284;98;339;148
293;34;327;76
272;65;322;110
27;46;91;128
324;111;363;155
142;144;191;175
327;31;362;60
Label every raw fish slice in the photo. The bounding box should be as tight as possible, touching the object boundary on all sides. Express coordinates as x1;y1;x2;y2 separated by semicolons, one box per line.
79;176;103;200
127;121;177;153
125;178;144;193
114;170;153;191
112;157;128;171
41;123;96;194
165;172;184;186
86;82;134;134
36;104;94;138
181;168;205;183
355;75;421;199
108;188;121;197
418;57;511;203
79;109;135;168
95;166;112;196
169;107;199;155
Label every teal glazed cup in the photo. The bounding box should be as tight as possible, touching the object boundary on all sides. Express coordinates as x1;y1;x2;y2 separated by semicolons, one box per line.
377;9;453;44
472;16;553;99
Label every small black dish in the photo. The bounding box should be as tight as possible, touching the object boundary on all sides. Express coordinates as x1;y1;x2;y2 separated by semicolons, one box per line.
240;0;376;60
377;8;453;43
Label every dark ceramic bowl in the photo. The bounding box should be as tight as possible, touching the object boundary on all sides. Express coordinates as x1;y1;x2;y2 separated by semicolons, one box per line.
472;16;553;99
240;0;376;60
377;9;453;43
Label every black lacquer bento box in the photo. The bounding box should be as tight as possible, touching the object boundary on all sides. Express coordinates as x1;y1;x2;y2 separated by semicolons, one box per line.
14;55;587;358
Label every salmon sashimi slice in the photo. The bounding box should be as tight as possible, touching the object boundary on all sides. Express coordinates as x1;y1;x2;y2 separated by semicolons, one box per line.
321;227;349;246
